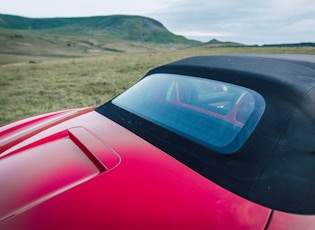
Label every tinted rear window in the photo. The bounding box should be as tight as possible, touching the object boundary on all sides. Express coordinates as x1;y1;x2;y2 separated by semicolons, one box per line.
112;74;265;153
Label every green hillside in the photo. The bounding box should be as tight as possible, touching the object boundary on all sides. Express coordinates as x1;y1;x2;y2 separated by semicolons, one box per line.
0;14;199;44
1;14;314;65
201;39;246;48
0;14;203;64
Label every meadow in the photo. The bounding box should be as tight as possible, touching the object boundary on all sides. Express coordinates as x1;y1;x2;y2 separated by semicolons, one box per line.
1;46;315;125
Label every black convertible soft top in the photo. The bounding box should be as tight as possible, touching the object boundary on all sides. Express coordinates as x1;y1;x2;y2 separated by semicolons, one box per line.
97;54;315;214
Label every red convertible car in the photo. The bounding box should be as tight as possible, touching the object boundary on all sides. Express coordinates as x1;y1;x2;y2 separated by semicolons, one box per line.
1;54;315;229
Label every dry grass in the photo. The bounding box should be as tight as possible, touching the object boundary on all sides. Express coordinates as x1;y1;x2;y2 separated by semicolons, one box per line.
1;46;315;125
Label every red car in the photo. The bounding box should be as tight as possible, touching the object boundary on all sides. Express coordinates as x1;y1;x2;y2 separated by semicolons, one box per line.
1;55;315;229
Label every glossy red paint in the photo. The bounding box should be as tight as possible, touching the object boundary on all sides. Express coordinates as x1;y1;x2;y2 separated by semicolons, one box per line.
1;110;314;229
68;127;120;171
267;211;315;229
0;126;122;222
0;112;60;137
0;111;271;229
0;107;93;154
2;55;315;229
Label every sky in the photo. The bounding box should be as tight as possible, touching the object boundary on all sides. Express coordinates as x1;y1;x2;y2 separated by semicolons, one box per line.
1;0;314;45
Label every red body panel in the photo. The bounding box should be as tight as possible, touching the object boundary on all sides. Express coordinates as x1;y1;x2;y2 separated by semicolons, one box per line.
0;107;93;154
0;110;314;229
267;211;315;230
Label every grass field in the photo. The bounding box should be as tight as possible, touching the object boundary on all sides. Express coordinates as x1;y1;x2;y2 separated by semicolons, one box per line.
1;46;315;126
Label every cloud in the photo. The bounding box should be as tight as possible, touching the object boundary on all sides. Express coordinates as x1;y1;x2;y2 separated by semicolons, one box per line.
172;31;235;42
174;31;234;37
0;0;174;17
0;0;314;44
149;0;315;44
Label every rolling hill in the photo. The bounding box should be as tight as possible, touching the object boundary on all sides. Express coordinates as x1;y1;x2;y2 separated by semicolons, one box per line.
0;14;202;63
1;13;314;65
0;14;200;44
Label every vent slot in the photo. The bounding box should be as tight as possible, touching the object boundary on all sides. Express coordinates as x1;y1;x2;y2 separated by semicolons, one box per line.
0;127;119;221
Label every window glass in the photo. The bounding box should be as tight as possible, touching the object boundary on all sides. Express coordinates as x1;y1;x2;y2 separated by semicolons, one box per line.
112;74;265;153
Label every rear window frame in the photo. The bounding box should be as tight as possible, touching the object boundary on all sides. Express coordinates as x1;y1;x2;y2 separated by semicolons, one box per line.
112;73;266;154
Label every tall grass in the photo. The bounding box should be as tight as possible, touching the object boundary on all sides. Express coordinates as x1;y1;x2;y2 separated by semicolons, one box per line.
1;46;315;125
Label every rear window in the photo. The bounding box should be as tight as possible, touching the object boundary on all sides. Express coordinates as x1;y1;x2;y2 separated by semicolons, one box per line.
112;73;265;153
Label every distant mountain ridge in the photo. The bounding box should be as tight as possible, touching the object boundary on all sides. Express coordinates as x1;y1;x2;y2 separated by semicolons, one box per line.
0;14;199;44
1;14;314;47
261;42;315;47
0;13;314;64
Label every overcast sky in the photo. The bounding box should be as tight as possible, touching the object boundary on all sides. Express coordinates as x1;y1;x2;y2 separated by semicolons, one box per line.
1;0;314;45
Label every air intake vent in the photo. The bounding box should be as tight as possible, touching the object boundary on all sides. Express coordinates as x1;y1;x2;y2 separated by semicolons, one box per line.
0;127;119;221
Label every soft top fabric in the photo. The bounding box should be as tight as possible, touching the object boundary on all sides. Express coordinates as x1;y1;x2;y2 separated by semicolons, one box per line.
97;55;315;214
